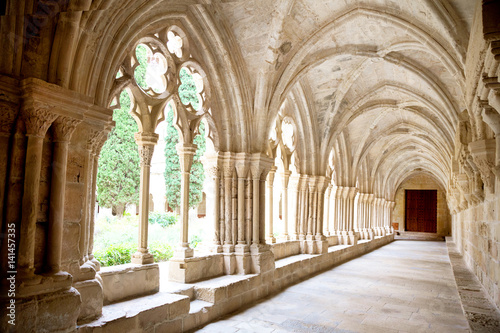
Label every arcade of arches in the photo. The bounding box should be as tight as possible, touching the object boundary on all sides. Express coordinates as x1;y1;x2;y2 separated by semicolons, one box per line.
1;0;500;332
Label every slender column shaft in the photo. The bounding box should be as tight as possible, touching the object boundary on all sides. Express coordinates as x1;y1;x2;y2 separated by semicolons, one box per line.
237;177;245;244
18;135;44;276
282;171;291;239
259;176;266;244
175;144;196;258
224;173;232;245
324;185;332;236
252;177;260;245
266;167;276;242
88;155;100;260
47;141;69;272
246;177;252;244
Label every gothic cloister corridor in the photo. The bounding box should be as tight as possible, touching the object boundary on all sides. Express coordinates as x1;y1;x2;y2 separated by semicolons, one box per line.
2;0;500;332
198;240;470;333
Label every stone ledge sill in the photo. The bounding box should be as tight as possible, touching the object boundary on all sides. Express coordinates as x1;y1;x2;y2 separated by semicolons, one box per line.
446;237;500;332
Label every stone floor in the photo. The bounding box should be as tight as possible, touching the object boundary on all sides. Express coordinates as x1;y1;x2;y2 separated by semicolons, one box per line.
195;240;470;333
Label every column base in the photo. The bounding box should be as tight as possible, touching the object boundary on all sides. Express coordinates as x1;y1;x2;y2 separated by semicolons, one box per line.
168;254;224;283
223;253;236;275
17;272;72;298
211;243;223;253
250;244;274;274
266;236;277;244
172;246;194;260
74;278;103;323
0;287;81;332
315;240;329;254
234;245;251;275
131;251;154;264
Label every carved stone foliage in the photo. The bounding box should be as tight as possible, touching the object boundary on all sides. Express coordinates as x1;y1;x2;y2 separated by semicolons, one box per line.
52;116;82;142
0;102;19;134
21;103;57;137
138;145;154;167
469;139;496;194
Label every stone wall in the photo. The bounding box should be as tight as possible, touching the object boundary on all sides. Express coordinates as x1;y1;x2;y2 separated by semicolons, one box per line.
452;197;500;309
393;174;451;236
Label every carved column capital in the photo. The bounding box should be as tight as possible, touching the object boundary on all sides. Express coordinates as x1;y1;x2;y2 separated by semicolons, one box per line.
234;152;250;178
21;103;57;137
469;139;496;193
52;116;82;142
0;103;18;135
138;145;155;167
176;143;197;172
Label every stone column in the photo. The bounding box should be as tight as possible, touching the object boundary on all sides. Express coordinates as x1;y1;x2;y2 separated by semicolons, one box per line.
18;106;57;282
389;201;396;233
47;116;81;276
222;154;235;252
131;133;158;264
323;184;333;236
367;194;375;239
203;155;222;253
281;170;291;240
0;103;17;237
298;175;308;240
315;177;328;253
338;186;358;245
333;186;343;236
288;174;300;240
250;164;262;247
266;166;277;243
235;154;248;248
172;143;197;259
307;177;317;237
234;154;250;274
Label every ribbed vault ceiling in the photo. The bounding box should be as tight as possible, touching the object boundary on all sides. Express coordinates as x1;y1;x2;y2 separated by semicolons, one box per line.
71;0;476;201
215;0;474;199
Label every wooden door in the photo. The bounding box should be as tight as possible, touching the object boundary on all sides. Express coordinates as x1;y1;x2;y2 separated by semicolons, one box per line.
405;190;437;233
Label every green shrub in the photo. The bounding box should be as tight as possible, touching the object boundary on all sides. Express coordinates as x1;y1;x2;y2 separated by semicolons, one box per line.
149;242;174;262
95;241;174;267
190;235;202;249
94;242;136;267
148;212;178;228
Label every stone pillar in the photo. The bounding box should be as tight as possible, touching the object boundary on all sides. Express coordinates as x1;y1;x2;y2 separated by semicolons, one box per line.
281;170;291;240
298;175;308;240
315;177;328;253
266;166;277;243
249;154;273;274
288;174;300;240
131;133;158;264
356;193;364;239
323;184;333;236
0;102;17;239
222;154;235;252
172;143;197;259
338;186;358;245
235;154;250;274
333;186;343;236
47;116;81;276
367;194;375;239
251;166;261;246
18;106;57;283
203;155;222;253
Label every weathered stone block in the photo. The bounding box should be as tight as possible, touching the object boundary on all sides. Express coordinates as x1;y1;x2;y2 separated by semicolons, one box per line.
37;288;81;332
155;318;182;333
99;263;159;305
74;279;103;323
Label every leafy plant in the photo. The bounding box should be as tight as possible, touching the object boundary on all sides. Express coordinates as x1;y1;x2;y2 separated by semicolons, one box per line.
94;242;136;267
148;212;178;228
190;235;202;249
